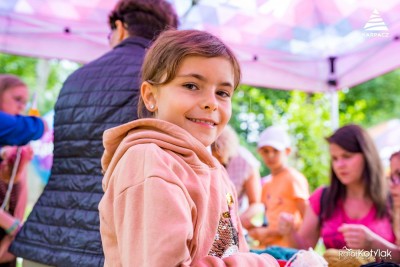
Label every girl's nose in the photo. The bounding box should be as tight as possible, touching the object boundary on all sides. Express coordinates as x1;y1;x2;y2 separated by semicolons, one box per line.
336;158;346;168
202;93;218;111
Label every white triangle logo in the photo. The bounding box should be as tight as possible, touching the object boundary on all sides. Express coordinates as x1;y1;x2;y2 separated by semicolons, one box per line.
363;9;389;31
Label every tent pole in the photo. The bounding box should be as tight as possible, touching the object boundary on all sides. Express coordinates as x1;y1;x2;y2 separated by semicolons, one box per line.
34;59;50;112
329;88;339;131
328;56;339;131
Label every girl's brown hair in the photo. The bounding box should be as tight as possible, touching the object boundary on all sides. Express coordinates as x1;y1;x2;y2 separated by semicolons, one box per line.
390;150;400;161
137;29;241;118
0;74;26;108
323;124;388;219
212;125;240;166
0;74;26;95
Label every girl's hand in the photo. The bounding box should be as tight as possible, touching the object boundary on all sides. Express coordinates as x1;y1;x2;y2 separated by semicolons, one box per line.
247;227;268;241
0;145;33;183
278;212;295;235
338;224;374;249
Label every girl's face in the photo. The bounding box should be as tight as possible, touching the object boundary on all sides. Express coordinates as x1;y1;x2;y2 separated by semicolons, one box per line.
329;143;365;186
144;56;234;147
0;85;29;115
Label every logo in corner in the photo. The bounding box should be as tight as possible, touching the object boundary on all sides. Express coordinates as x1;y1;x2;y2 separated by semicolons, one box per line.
362;9;390;38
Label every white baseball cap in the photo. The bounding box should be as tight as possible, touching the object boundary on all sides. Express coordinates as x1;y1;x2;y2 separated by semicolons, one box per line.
257;126;290;151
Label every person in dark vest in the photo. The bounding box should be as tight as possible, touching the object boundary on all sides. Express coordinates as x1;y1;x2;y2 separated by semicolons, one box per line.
9;1;178;266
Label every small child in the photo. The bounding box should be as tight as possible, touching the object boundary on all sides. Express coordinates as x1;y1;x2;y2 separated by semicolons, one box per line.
98;29;278;266
248;125;309;248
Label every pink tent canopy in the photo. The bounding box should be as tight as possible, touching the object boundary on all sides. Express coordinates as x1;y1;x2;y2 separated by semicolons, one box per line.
1;0;400;93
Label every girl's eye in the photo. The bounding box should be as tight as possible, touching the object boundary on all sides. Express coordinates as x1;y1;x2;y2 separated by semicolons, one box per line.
14;96;27;105
183;83;198;90
217;90;231;98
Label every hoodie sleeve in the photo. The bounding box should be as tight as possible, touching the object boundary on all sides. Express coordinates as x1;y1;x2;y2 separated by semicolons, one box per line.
113;177;194;266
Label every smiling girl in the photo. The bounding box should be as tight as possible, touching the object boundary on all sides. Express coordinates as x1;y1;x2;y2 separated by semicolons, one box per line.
98;29;278;266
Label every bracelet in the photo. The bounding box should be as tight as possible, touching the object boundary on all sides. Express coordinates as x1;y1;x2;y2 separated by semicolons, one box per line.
5;219;20;235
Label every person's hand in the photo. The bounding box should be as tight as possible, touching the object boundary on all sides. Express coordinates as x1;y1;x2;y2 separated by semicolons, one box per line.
247;226;267;241
278;212;295;235
248;226;282;247
40;117;49;135
390;184;400;209
0;145;33;183
338;224;374;249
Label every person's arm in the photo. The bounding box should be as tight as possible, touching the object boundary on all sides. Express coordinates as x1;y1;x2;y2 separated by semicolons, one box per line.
338;224;400;262
279;205;321;249
12;174;28;221
0;210;21;262
0;209;19;234
243;167;262;205
290;172;310;219
295;198;308;218
240;167;263;229
0;112;46;146
247;226;283;246
0;235;16;263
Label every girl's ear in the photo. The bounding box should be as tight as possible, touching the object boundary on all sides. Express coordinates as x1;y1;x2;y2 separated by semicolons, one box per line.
115;20;129;42
141;81;157;113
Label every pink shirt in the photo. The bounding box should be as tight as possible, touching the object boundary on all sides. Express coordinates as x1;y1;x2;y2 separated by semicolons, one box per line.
310;187;395;249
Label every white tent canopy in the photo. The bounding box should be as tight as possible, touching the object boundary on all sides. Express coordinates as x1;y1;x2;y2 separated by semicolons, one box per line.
1;0;400;94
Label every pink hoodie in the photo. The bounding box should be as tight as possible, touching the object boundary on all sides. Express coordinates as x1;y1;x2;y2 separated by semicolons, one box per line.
99;119;278;266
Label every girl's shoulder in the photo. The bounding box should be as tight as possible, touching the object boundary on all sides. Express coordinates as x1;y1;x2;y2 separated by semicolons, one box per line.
125;142;175;164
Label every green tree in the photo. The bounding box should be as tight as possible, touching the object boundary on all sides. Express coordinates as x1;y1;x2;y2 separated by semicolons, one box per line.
339;69;400;126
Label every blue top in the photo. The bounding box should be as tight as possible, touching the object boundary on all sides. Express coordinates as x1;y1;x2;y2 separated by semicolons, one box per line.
0;111;44;146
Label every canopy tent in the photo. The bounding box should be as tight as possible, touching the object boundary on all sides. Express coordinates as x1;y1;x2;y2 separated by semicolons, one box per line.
1;0;400;127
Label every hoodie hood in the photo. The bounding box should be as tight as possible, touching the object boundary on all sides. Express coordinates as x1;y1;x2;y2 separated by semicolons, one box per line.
102;119;218;190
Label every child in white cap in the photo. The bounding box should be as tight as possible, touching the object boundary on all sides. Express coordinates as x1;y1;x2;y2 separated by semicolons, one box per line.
248;125;309;248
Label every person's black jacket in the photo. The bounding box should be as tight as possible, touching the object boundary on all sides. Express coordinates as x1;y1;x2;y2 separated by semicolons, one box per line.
10;37;151;267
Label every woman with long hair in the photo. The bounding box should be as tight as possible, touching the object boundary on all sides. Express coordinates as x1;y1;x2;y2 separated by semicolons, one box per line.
279;124;399;262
